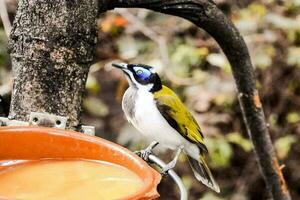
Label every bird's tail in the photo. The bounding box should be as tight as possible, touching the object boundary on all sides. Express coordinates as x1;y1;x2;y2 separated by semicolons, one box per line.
187;155;220;193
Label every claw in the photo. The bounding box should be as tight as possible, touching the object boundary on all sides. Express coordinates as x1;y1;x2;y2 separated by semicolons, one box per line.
135;141;159;162
161;146;184;175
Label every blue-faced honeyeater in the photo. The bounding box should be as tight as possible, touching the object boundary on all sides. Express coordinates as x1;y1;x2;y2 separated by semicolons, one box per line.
112;63;220;193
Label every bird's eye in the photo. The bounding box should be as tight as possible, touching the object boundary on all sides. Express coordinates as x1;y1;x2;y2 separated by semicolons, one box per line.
133;67;151;81
136;70;143;75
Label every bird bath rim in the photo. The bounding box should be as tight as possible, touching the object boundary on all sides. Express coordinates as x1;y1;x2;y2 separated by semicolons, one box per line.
0;126;161;200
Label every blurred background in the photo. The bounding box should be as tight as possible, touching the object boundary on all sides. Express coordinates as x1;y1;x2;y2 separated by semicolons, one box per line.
1;0;300;199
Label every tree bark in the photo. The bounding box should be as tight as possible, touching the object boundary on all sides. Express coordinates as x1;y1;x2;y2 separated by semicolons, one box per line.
8;0;98;128
101;0;291;199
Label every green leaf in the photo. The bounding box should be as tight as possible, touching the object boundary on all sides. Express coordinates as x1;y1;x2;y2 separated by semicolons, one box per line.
286;112;300;123
275;135;297;159
200;192;224;200
0;29;8;66
181;175;193;192
205;137;233;168
85;75;100;94
287;47;300;67
170;45;206;76
83;97;109;117
226;133;252;152
213;94;235;108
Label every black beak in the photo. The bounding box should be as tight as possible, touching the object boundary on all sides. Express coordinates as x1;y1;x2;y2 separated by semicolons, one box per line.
112;63;128;70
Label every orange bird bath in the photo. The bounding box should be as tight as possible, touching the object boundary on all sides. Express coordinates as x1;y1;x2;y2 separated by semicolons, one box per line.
0;126;161;200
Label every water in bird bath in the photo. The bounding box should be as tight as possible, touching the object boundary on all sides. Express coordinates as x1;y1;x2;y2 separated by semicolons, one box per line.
0;159;144;200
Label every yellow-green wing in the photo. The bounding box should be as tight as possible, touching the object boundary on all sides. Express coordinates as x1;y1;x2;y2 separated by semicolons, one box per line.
154;86;208;153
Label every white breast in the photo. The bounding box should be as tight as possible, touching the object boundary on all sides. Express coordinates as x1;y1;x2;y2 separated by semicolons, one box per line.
129;88;186;150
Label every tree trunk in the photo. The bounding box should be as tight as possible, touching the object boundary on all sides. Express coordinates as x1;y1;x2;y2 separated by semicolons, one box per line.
8;0;98;128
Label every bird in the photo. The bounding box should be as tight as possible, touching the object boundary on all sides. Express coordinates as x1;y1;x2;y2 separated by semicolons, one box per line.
112;63;220;193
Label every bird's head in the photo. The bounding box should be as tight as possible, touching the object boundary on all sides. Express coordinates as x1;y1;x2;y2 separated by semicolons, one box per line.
112;63;162;92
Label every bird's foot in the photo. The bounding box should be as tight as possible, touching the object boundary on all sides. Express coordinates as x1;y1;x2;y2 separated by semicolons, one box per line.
135;141;159;162
161;146;184;176
161;160;177;177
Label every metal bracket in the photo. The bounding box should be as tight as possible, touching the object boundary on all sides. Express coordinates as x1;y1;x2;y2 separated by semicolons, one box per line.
80;125;95;136
148;154;188;200
0;112;95;135
29;112;68;129
137;151;188;200
0;117;29;126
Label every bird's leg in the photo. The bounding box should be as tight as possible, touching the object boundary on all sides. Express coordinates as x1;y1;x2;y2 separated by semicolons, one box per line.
135;141;159;162
161;146;184;175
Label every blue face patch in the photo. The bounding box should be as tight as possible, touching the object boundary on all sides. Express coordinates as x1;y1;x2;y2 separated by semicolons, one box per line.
133;67;151;81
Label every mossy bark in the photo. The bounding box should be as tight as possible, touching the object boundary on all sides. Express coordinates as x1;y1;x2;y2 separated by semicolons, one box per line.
8;0;98;128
